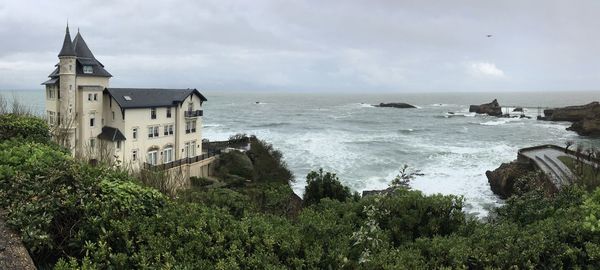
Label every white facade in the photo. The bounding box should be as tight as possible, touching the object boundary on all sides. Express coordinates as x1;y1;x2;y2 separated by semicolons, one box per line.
43;26;206;168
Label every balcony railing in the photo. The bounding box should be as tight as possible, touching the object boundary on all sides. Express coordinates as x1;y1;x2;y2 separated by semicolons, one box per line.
184;110;203;117
143;150;221;170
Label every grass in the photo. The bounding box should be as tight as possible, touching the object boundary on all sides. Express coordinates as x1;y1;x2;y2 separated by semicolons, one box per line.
558;156;600;190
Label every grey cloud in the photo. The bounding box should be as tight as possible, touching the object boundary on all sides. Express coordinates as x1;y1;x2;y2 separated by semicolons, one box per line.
1;0;599;92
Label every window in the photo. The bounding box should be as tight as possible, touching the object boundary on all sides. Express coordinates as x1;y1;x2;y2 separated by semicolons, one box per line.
47;111;55;124
132;128;138;140
166;108;171;118
83;65;93;74
88;93;92;101
116;141;121;150
132;150;138;161
188;102;193;111
47;88;55;99
89;138;95;148
69;65;72;71
147;151;158;165
57;112;61;125
151;108;156;119
124;95;132;101
164;124;174;136
184;141;196;158
185;120;196;134
163;146;173;163
148;126;159;138
90;117;95;127
94;93;98;101
112;111;115;120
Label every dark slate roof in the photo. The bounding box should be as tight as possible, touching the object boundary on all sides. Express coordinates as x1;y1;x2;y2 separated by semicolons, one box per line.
105;88;207;109
72;32;112;77
73;32;95;59
48;67;59;78
58;26;76;57
97;126;126;141
41;78;59;85
76;58;112;77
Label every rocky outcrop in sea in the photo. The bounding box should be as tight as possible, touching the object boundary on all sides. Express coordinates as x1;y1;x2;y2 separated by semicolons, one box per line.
375;102;416;109
540;102;600;136
469;99;502;116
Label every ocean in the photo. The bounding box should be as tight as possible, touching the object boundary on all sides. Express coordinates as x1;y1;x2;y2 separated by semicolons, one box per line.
3;89;600;217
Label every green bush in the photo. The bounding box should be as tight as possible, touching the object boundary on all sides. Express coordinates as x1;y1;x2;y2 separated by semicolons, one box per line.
303;168;359;206
190;176;214;187
0;114;50;143
246;136;293;184
217;150;254;180
0;140;166;267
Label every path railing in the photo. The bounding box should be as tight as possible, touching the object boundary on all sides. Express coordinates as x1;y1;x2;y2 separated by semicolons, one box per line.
143;150;221;170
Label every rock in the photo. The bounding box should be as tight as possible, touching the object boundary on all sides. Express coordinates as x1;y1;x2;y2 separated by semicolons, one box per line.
469;99;502;116
513;107;523;112
376;102;416;109
542;102;600;136
362;187;395;197
546;102;599;122
0;216;36;270
485;161;534;199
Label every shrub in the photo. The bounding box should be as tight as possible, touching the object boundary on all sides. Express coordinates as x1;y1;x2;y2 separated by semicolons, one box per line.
190;176;214;187
217;150;254;180
246;136;294;184
0;114;50;143
303;168;359;206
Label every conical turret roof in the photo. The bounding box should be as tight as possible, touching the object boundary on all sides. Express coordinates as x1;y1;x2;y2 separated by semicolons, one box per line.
58;25;76;57
73;31;95;59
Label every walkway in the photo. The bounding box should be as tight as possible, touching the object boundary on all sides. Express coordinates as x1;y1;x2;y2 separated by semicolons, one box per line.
519;146;576;189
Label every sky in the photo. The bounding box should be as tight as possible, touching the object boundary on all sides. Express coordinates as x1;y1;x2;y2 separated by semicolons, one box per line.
1;0;599;92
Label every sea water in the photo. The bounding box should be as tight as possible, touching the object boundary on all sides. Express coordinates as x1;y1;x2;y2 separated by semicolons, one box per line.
3;89;600;217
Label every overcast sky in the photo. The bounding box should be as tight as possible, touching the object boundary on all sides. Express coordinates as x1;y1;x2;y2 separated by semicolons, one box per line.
1;0;599;92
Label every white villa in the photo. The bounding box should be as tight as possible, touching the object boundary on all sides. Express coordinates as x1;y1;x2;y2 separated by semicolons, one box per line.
42;25;208;170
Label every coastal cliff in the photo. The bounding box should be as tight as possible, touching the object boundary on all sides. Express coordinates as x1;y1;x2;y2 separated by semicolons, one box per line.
485;161;534;199
542;102;600;136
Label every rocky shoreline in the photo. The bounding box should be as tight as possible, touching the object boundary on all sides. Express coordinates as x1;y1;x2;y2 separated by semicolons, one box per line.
540;102;600;136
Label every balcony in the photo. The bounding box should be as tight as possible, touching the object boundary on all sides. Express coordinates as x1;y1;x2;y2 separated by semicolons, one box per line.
184;110;203;118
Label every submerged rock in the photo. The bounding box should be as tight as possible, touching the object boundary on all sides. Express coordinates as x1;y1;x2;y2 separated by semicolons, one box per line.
376;102;416;109
469;99;502;116
542;102;600;136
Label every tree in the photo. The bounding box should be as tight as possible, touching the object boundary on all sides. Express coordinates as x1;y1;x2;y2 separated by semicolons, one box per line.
303;168;357;206
390;164;421;189
565;140;575;153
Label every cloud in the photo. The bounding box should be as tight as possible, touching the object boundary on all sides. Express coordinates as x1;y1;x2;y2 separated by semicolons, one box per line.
468;62;505;78
1;0;600;91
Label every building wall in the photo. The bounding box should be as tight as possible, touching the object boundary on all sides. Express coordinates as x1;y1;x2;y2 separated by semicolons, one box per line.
115;93;205;169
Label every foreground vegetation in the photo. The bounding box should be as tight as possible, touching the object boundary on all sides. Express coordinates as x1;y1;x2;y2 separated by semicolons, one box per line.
2;114;600;269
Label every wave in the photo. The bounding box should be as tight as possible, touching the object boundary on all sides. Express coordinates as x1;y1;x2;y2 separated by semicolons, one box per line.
479;118;524;126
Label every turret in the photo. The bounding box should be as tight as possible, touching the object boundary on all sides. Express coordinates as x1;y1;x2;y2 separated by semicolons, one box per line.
57;25;77;147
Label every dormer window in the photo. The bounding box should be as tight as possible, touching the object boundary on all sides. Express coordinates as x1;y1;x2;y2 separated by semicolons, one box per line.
83;65;93;74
